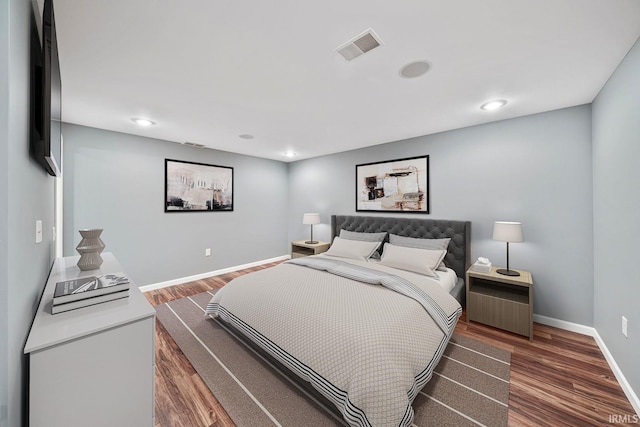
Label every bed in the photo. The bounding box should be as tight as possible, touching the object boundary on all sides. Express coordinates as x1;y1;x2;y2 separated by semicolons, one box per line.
206;215;471;427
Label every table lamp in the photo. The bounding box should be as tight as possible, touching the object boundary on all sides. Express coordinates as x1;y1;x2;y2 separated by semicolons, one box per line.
492;221;524;276
303;213;320;244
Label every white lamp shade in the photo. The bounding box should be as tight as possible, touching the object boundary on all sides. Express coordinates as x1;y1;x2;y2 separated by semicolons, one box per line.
302;213;320;225
493;221;524;243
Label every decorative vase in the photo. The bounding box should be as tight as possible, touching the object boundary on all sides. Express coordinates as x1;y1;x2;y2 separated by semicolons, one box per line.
76;228;106;271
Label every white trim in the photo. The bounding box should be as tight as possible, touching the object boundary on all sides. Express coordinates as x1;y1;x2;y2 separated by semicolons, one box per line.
138;254;290;292
54;175;63;258
533;314;596;336
534;314;639;416
54;135;63;258
592;330;640;416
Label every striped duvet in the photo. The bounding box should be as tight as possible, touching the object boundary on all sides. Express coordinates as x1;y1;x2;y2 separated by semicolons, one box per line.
206;255;462;427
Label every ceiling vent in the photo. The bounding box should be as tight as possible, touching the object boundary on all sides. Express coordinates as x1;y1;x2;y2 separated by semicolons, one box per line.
336;29;382;61
183;142;206;148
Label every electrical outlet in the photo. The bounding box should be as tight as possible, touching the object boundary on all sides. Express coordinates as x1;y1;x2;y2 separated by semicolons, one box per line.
52;226;56;241
622;316;628;338
205;248;211;257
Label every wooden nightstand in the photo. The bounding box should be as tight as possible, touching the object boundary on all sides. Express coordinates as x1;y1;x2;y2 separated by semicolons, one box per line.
466;266;534;341
291;240;330;258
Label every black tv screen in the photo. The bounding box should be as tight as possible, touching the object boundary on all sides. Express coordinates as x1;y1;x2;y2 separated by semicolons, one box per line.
32;0;62;177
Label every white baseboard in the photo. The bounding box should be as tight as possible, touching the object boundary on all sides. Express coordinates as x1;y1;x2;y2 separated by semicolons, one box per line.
592;331;640;416
533;314;596;336
534;314;639;416
138;254;290;293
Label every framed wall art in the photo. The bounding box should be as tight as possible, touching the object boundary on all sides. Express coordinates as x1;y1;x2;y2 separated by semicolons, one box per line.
355;155;429;213
165;159;234;212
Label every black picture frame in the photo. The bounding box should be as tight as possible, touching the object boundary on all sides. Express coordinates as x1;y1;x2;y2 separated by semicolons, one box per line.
355;155;429;213
165;159;234;212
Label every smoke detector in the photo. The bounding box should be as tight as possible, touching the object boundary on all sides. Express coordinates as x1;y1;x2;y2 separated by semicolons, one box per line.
336;29;383;61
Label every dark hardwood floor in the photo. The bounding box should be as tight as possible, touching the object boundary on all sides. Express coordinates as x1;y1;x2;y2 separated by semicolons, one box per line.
144;262;638;426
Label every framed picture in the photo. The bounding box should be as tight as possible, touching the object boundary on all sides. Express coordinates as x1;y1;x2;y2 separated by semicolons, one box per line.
355;155;429;213
165;159;233;212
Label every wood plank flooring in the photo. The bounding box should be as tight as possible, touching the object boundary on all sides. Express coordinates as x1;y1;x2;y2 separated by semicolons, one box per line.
144;261;638;426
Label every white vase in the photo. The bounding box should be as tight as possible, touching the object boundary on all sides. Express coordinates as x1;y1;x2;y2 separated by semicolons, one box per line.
76;228;105;271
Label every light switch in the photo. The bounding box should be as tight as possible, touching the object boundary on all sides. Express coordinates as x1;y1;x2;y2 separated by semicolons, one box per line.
36;220;43;244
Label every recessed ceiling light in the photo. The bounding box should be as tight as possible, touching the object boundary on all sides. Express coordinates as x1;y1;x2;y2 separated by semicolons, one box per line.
283;151;296;158
480;100;507;111
131;118;156;126
399;61;431;78
238;134;254;140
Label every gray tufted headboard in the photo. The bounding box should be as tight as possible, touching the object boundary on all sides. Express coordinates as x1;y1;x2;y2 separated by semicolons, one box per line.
331;215;471;280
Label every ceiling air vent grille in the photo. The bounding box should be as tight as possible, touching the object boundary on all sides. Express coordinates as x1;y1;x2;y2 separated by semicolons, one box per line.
336;29;382;61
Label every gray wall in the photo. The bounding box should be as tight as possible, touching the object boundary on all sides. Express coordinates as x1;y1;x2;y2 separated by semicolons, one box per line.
288;105;594;325
1;0;58;426
0;2;8;424
592;37;640;399
62;124;289;286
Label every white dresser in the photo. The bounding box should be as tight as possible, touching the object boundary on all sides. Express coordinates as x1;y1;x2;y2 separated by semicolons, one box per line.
24;253;156;427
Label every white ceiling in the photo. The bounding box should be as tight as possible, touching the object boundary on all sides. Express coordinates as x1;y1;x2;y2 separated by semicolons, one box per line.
51;0;640;162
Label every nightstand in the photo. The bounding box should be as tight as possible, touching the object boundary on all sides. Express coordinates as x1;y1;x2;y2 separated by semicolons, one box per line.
290;240;330;258
466;266;534;341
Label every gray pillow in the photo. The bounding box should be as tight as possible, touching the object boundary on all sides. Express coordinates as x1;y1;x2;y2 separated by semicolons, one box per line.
339;230;387;260
389;234;450;250
339;230;387;242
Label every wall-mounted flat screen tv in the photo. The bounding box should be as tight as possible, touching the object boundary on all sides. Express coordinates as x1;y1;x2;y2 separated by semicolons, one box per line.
31;0;62;177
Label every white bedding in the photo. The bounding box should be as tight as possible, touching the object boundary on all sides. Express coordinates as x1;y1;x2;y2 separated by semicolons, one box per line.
206;256;462;427
365;256;457;293
435;267;457;293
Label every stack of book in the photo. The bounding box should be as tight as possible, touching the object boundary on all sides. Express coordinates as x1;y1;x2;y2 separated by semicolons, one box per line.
51;273;130;314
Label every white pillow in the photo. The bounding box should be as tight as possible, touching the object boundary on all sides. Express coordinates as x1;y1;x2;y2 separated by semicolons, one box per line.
379;244;446;277
388;234;451;271
389;234;450;250
324;237;381;261
339;230;387;259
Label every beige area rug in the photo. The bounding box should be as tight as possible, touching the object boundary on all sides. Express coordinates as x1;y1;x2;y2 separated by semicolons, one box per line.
156;291;510;427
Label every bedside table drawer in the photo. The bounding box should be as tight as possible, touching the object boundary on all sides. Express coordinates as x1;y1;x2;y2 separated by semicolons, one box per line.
468;291;531;337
